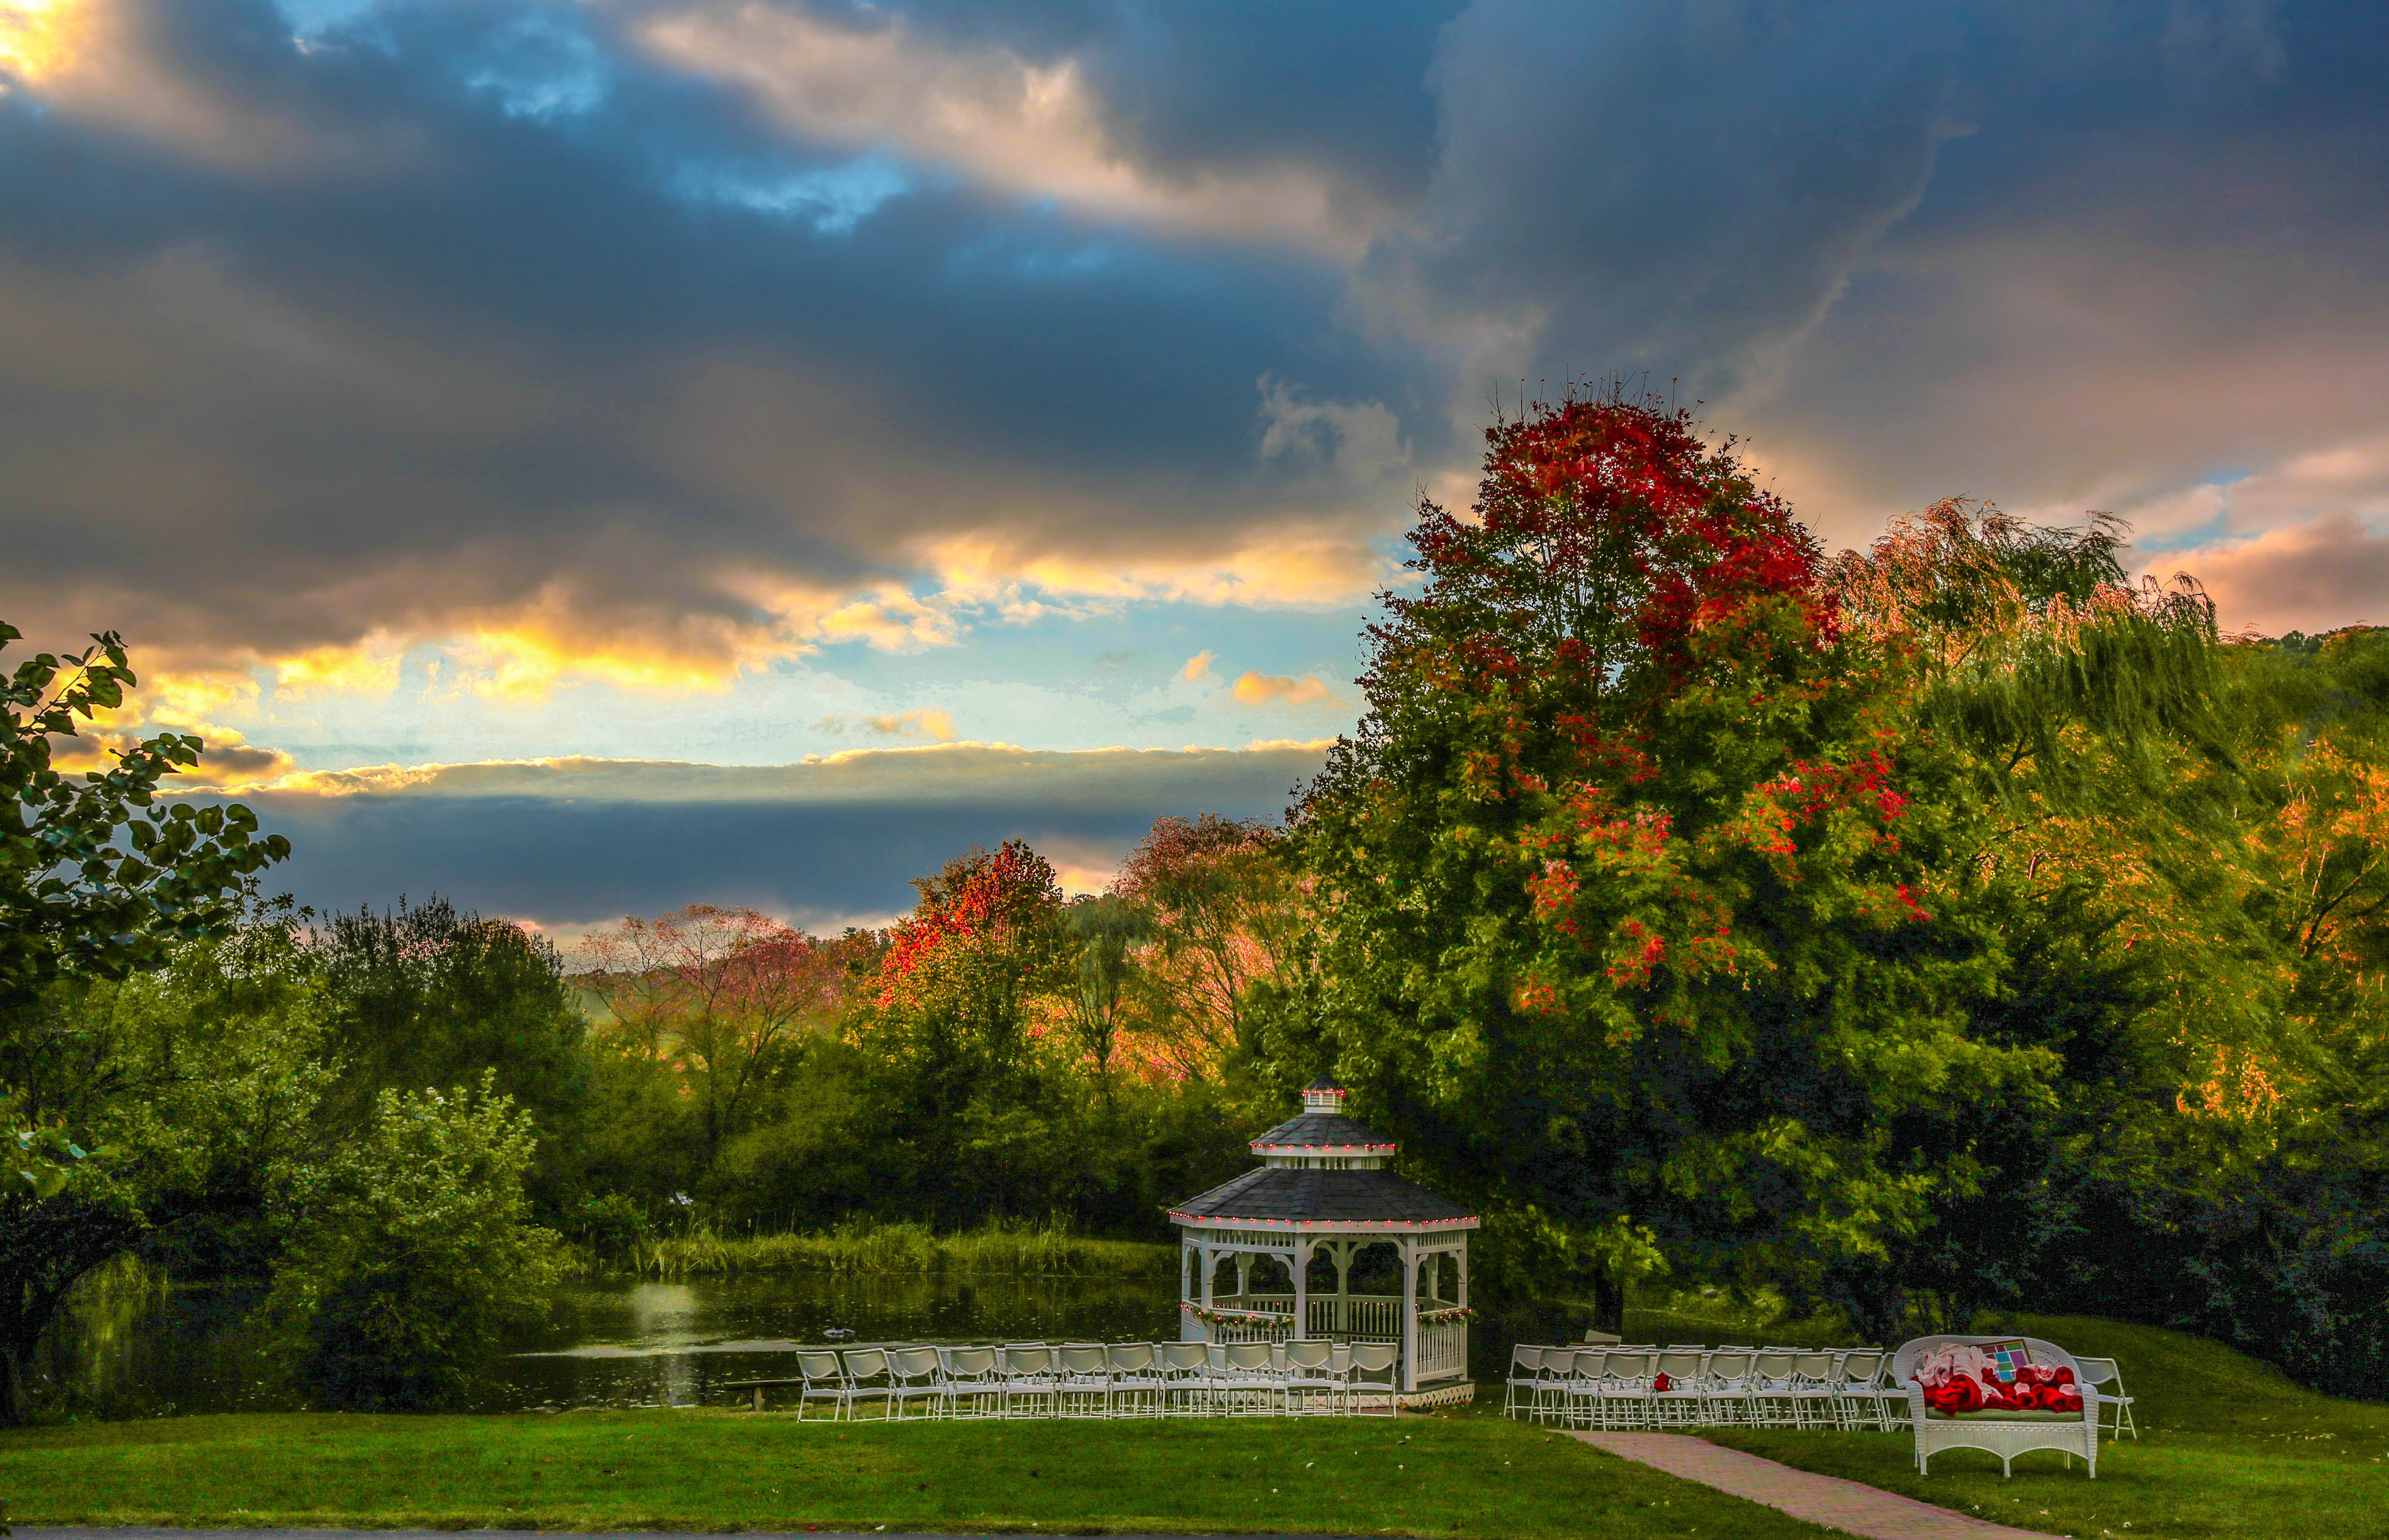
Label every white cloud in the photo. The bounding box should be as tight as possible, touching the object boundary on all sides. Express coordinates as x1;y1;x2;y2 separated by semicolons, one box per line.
1231;671;1339;708
635;1;1369;256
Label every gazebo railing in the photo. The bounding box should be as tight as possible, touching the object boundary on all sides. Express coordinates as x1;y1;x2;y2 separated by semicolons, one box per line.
1415;1319;1468;1381
1311;1296;1403;1338
1211;1294;1406;1341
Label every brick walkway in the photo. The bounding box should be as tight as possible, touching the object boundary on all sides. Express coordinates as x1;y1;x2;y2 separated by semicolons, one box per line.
1570;1433;2058;1540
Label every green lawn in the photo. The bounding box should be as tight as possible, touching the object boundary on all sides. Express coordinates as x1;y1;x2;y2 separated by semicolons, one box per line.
14;1312;2389;1538
1700;1313;2389;1540
0;1408;1839;1538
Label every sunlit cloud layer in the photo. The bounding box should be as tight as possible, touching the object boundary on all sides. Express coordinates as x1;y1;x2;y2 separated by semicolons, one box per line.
7;0;2388;917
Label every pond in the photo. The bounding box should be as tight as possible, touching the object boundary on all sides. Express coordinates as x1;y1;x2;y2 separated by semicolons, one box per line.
36;1271;1185;1419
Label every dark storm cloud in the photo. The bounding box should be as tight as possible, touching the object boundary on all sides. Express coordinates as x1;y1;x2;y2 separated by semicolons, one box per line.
0;0;1429;671
196;740;1329;928
3;0;2387;676
1361;0;1966;398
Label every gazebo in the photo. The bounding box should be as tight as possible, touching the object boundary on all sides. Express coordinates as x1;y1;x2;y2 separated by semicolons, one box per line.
1168;1074;1479;1402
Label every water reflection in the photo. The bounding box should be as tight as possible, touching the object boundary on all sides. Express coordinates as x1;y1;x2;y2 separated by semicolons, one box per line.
40;1271;1182;1418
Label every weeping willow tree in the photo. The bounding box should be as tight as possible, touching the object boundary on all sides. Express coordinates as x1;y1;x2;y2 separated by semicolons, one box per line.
1825;502;2389;1380
1827;498;2232;815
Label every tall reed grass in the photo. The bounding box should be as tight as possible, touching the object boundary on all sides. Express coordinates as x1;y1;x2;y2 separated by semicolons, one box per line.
626;1218;1177;1280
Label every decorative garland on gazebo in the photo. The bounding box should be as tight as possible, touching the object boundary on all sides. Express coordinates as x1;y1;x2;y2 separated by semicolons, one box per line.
1180;1301;1295;1327
1418;1305;1477;1326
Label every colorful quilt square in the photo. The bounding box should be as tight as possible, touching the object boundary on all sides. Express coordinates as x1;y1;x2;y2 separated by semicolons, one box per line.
1981;1339;2033;1382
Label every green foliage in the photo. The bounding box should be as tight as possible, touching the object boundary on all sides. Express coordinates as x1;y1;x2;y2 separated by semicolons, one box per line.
0;624;289;1000
0;921;329;1421
315;896;593;1207
1283;395;2054;1328
625;1216;1177;1279
266;1077;561;1411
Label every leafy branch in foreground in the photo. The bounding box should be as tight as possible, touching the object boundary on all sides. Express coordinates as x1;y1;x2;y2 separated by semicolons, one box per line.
0;623;291;1000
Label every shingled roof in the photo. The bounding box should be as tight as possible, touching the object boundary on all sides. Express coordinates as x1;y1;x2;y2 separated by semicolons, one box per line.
1170;1165;1477;1226
1248;1111;1396;1151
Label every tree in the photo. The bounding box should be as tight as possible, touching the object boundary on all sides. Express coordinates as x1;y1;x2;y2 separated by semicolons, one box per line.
1288;392;2050;1332
266;1076;561;1410
1062;894;1151;1093
0;917;330;1422
0;623;293;1420
576;905;847;1165
849;841;1073;1221
1;623;290;1001
1110;815;1300;1079
316;896;593;1206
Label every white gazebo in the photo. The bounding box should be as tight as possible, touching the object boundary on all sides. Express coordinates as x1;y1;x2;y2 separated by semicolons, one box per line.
1169;1075;1479;1402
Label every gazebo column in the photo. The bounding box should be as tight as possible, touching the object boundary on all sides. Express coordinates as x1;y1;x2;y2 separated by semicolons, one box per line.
1292;1235;1311;1337
1234;1252;1252;1302
1201;1241;1216;1308
1399;1235;1418;1394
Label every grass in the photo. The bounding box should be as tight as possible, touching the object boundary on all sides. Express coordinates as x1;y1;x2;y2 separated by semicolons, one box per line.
1697;1312;2389;1540
630;1218;1179;1281
0;1407;1841;1538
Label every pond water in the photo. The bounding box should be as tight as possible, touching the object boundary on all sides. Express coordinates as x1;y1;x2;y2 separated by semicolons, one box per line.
38;1271;1185;1419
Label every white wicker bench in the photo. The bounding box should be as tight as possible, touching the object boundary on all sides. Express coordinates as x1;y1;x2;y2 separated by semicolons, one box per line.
1892;1334;2100;1478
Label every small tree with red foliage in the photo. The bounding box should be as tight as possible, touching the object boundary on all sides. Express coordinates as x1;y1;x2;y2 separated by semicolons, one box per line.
1293;390;2044;1331
850;840;1076;1220
576;905;850;1161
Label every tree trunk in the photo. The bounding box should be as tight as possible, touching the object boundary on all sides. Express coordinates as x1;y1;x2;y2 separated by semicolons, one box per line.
0;1336;31;1427
1592;1269;1627;1337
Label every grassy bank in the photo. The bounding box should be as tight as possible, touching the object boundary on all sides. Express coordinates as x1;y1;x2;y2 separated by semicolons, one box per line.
0;1409;1834;1538
628;1218;1180;1280
1700;1312;2389;1539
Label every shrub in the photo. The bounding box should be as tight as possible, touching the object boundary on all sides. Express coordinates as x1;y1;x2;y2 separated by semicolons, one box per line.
268;1077;561;1410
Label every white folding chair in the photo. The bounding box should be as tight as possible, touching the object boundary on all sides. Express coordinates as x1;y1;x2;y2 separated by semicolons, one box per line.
840;1347;896;1421
1104;1341;1165;1417
793;1348;851;1422
1788;1351;1841;1428
886;1346;944;1420
1597;1350;1654;1429
1159;1340;1215;1416
1834;1349;1894;1431
1283;1339;1343;1415
1220;1340;1280;1415
999;1343;1058;1418
937;1345;1003;1419
1649;1351;1707;1427
1504;1344;1548;1419
2076;1355;2138;1440
1347;1341;1399;1415
1748;1351;1799;1427
1702;1350;1755;1428
1553;1347;1601;1428
1055;1343;1112;1418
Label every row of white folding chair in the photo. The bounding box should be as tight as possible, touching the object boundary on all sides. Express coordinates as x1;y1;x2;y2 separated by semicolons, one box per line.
787;1341;1400;1420
1504;1345;1898;1431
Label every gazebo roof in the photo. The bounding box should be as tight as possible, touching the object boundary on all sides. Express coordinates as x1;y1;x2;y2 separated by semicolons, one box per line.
1248;1111;1396;1152
1169;1166;1477;1228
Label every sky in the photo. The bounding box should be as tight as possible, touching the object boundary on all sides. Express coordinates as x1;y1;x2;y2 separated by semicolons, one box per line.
4;0;2386;936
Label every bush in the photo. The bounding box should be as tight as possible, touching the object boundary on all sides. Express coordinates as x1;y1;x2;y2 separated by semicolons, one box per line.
267;1077;561;1410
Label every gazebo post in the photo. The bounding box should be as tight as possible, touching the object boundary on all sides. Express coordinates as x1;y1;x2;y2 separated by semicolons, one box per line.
1399;1235;1418;1394
1293;1237;1311;1337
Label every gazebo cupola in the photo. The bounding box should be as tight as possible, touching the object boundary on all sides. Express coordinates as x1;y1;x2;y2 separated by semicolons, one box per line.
1168;1074;1479;1400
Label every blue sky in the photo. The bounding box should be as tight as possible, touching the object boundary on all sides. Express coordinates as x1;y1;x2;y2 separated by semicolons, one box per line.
5;0;2386;932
